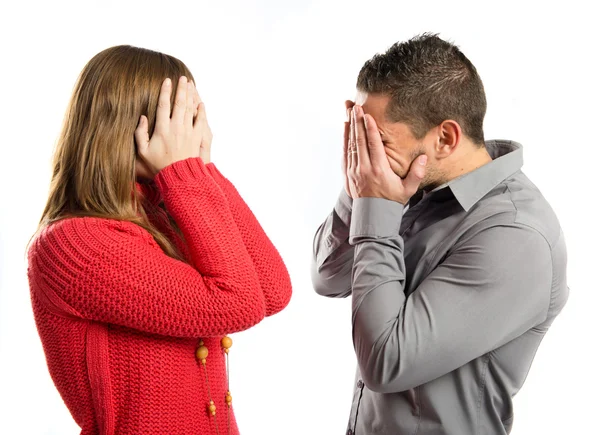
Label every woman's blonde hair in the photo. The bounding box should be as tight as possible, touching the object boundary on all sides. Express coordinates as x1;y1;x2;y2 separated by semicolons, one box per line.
36;45;195;259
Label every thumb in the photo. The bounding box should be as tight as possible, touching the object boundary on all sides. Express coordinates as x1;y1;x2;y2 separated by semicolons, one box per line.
134;115;150;154
403;154;427;194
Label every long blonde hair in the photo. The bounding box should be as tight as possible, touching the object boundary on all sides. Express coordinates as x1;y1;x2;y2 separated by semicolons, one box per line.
36;45;195;259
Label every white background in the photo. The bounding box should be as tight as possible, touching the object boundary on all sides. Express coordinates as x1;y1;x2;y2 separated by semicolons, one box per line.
0;1;598;434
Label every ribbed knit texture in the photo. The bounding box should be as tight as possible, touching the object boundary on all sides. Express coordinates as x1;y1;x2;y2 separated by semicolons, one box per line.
27;157;292;435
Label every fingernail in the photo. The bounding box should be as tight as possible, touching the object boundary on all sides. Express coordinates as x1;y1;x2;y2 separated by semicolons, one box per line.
164;78;171;87
419;155;428;165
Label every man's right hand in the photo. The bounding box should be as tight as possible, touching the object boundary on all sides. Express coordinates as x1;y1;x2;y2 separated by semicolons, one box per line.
343;99;355;197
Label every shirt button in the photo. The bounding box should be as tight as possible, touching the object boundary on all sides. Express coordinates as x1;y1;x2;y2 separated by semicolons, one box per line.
357;380;364;388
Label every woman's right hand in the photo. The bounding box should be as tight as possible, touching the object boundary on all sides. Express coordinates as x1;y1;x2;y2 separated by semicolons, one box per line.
135;76;208;177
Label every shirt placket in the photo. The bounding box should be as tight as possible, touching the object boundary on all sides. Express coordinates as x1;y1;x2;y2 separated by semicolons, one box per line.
346;377;365;434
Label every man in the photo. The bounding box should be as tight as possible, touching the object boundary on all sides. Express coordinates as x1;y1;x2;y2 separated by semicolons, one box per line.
311;33;568;435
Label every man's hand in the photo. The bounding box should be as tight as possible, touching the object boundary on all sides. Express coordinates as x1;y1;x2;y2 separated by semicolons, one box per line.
347;105;427;204
342;100;355;197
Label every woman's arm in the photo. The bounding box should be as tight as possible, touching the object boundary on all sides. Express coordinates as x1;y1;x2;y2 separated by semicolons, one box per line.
204;163;292;316
28;158;266;337
136;165;292;317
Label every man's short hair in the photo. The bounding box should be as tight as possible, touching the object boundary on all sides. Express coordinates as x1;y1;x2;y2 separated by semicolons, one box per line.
357;33;487;146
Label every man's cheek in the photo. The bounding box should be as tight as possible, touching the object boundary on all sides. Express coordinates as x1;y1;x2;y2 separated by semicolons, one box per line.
386;155;407;178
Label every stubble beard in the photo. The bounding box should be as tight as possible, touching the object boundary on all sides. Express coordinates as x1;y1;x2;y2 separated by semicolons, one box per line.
407;143;447;193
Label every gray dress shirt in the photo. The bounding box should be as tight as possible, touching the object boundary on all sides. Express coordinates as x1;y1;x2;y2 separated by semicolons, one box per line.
311;140;569;435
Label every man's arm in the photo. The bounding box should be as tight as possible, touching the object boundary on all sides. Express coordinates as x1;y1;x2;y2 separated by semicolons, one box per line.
350;197;553;393
311;101;358;298
311;189;355;298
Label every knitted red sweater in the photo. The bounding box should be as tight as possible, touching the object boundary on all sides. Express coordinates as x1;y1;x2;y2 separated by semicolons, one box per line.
27;158;292;435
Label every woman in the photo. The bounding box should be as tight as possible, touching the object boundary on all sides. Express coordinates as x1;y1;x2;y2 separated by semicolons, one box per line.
27;45;292;435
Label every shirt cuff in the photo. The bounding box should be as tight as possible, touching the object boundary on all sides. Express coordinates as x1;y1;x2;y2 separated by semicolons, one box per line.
333;189;353;228
349;197;404;243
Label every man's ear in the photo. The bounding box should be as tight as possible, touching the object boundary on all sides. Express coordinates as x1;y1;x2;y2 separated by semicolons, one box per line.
434;120;462;157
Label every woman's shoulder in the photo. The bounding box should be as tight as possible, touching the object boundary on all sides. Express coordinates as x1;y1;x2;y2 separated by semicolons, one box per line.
31;216;155;259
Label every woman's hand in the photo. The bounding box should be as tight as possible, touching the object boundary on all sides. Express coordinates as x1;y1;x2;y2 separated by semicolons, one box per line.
135;76;210;177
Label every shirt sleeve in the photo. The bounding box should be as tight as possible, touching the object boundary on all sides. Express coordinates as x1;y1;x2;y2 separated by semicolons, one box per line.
31;157;267;338
204;163;292;317
349;197;552;393
311;189;355;298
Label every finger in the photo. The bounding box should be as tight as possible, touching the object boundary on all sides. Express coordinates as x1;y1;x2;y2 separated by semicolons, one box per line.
194;100;210;156
155;78;172;132
134;115;150;153
191;86;204;134
403;154;428;194
345;100;355;111
195;86;203;104
171;76;189;125
343;115;350;174
364;113;388;164
192;84;200;117
353;105;371;167
194;100;207;129
192;84;203;115
344;103;351;165
201;104;213;149
184;81;195;127
349;114;357;169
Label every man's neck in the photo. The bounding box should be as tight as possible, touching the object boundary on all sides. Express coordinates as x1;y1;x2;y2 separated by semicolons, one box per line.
423;143;492;194
444;143;492;184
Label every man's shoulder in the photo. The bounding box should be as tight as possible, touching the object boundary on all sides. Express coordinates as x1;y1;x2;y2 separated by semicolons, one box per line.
471;170;562;248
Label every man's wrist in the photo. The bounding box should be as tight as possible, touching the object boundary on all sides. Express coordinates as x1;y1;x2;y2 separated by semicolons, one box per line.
349;197;404;243
334;188;354;228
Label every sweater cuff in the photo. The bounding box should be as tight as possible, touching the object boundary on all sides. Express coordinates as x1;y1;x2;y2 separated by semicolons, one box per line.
204;162;226;183
154;157;212;192
349;197;404;243
334;189;353;228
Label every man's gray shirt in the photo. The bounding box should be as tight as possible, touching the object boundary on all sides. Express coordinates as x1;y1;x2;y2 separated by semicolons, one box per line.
311;140;569;435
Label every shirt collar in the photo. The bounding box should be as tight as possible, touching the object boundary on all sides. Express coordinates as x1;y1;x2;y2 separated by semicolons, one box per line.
430;140;524;211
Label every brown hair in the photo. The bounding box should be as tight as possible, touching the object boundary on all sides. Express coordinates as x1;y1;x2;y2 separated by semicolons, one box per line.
357;33;487;146
35;45;195;259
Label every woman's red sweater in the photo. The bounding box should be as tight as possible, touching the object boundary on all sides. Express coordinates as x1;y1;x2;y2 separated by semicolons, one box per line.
27;158;292;435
